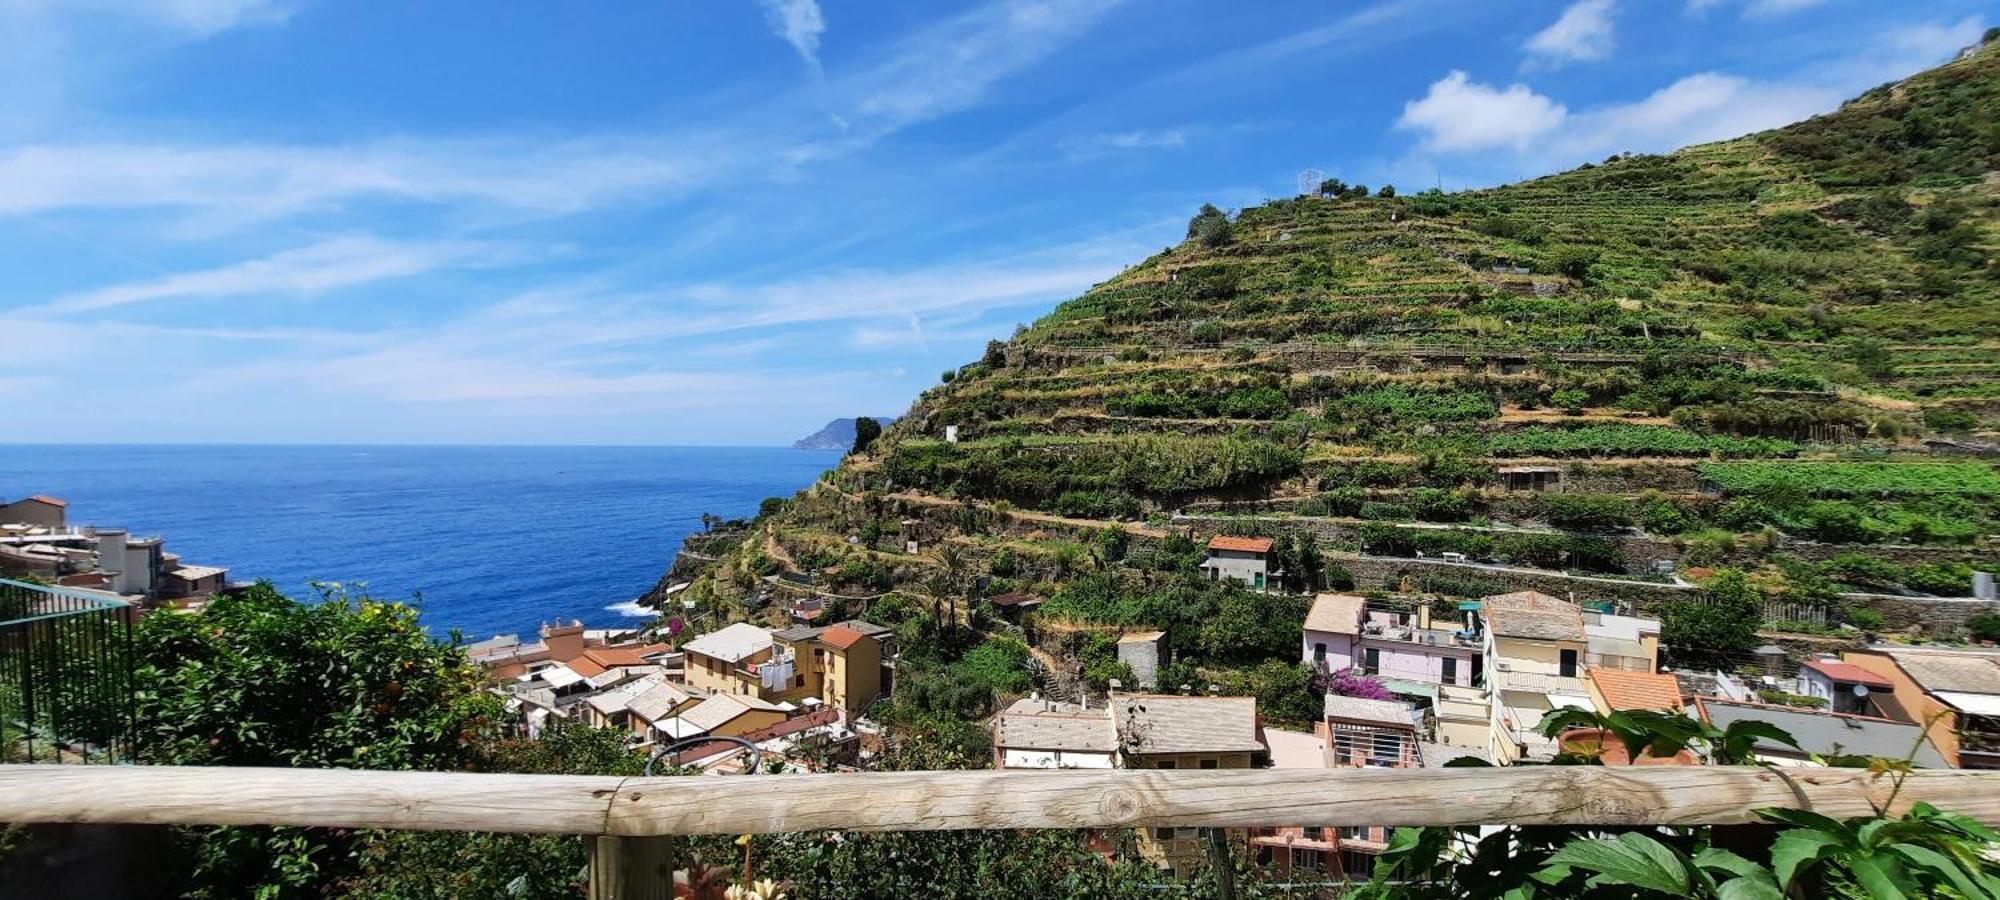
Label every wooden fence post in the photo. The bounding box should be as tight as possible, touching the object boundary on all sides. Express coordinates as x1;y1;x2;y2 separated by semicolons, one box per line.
589;835;680;900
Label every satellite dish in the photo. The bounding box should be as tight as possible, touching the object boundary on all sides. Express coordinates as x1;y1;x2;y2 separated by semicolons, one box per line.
1852;684;1870;697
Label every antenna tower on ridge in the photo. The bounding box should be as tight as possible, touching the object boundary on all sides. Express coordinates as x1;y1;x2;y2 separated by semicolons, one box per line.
1297;168;1326;197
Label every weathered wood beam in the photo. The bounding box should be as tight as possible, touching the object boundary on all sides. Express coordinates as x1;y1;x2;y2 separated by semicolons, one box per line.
3;765;1997;836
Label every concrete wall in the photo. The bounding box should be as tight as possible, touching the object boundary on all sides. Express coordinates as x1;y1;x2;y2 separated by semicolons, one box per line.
1304;629;1356;672
1118;633;1167;690
1000;748;1116;769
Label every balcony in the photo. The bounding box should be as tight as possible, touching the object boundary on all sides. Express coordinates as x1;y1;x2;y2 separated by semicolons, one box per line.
1;579;136;765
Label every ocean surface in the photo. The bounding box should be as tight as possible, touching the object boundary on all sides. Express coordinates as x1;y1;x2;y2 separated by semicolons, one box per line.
0;445;838;640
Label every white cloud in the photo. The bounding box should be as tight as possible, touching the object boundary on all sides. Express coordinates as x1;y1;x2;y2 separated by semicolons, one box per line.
1059;128;1188;159
839;0;1126;134
758;0;825;69
1395;71;1567;152
0;138;707;225
38;237;508;314
1553;72;1836;157
1524;0;1616;66
1685;0;1826;19
0;0;292;36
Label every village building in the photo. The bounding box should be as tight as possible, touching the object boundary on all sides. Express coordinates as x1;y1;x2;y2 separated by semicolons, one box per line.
0;495;67;530
1798;658;1896;716
1839;647;2000;769
1115;694;1267;875
669;707;857;774
661;693;790;741
0;497;229;605
1694;697;1952;768
1301;593;1485;746
1117;631;1167;691
991;696;1118;769
678;620;890;713
1477;591;1661;764
1201;535;1280;593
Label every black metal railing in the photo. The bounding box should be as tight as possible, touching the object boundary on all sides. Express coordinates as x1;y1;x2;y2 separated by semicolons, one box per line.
0;578;135;764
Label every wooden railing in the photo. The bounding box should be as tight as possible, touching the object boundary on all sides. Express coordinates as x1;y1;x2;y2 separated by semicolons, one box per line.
7;765;2000;897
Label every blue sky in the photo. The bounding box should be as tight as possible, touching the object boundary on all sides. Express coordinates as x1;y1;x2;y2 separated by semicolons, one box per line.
0;0;1986;446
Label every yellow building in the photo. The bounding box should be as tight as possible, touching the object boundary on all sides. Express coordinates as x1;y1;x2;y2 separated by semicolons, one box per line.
1478;592;1661;764
681;619;890;714
1113;694;1267;875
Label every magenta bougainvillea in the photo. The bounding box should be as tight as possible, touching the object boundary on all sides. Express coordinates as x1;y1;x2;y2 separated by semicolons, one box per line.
1320;667;1394;700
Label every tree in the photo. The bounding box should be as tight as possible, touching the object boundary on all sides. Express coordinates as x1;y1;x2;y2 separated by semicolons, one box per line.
1662;569;1762;670
1377;184;1396;198
132;583;513;897
1187;203;1233;248
851;416;883;455
1318;178;1347;197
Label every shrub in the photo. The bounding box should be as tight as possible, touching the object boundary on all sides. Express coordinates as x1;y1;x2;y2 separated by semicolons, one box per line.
1968;612;2000;643
1551;388;1588;414
1544;493;1632;530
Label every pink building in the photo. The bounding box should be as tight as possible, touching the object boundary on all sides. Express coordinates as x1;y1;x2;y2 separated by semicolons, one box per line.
1302;593;1479;688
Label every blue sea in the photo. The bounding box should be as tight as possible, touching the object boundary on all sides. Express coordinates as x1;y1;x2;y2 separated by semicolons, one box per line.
0;445;838;640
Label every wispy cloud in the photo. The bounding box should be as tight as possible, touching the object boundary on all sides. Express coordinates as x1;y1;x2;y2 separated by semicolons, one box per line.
835;0;1126;135
0;0;294;36
1059;128;1188;159
1523;0;1616;68
1687;0;1827;18
758;0;825;69
37;237;514;314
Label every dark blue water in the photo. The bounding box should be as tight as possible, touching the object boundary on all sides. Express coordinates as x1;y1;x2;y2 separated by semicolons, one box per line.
0;445;837;640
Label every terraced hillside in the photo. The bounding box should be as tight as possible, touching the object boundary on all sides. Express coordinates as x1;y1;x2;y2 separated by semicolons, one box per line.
664;40;1999;704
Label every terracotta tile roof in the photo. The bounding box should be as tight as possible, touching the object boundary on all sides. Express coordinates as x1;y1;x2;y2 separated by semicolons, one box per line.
564;657;607;678
582;644;673;669
1587;668;1683;712
819;624;869;650
1803;659;1892;689
1207;535;1274;554
675;708;845;763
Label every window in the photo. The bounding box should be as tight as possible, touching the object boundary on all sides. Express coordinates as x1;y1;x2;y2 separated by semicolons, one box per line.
1314;642;1327;664
1199;758;1218;770
1441;657;1458;684
1253;571;1266;590
1154;827;1178;840
1292;849;1324;871
1559;648;1578;678
1363;647;1380;675
1154;760;1177;770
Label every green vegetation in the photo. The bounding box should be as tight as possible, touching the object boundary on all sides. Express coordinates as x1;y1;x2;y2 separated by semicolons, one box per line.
1700;461;2000;496
1486;425;1799;458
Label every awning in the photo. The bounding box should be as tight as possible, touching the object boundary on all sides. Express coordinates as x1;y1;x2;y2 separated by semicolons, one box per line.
1935;691;2000;717
1381;678;1440;701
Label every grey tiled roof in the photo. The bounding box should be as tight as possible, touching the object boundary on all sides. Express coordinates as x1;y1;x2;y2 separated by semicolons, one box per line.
1698;699;1951;768
1323;695;1420;727
1883;650;2000;694
1115;695;1265;755
1481;591;1585;642
1305;594;1366;635
994;698;1116;752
